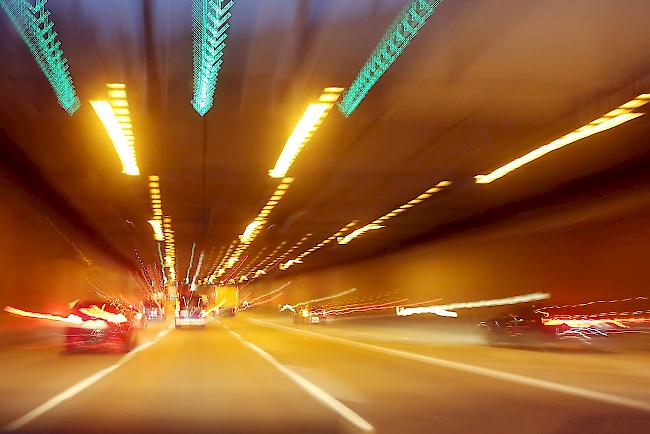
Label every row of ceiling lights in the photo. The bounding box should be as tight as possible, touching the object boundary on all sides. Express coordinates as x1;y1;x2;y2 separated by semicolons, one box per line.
89;82;179;286
246;93;649;275
279;222;357;271
214;87;346;278
219;95;648;280
9;2;646;287
90;84;140;176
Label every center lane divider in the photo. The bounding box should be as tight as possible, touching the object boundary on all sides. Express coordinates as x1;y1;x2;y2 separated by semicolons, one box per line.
2;324;174;432
248;318;650;413
222;324;374;432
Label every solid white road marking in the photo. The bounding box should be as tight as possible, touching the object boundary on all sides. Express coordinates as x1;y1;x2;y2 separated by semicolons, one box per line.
2;325;173;432
249;318;650;413
226;328;374;432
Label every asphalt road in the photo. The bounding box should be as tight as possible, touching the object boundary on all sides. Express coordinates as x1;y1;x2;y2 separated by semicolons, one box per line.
1;313;649;434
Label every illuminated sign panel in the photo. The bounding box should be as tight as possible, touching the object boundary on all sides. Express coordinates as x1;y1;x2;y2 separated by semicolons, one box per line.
0;0;80;114
338;0;444;117
192;0;234;116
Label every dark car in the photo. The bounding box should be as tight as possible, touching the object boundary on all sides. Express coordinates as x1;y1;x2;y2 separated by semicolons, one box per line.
480;306;594;349
293;305;327;325
64;300;138;353
143;300;166;321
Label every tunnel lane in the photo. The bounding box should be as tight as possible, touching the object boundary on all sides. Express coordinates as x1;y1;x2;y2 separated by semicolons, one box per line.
1;313;649;433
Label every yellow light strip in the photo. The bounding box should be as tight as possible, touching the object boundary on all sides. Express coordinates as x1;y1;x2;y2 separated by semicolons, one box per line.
90;100;139;176
249;241;287;276
147;219;164;241
337;181;451;245
337;224;383;245
271;235;311;270
475;94;649;184
240;221;262;243
226;177;295;270
269;87;343;178
147;174;176;283
279;222;357;271
163;215;176;284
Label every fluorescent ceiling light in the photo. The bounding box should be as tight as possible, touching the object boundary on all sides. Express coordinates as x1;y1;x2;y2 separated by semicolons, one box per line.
147;220;164;241
269;88;343;178
336;181;451;245
90;100;140;176
337;224;383;245
240;220;262;243
475;94;649;184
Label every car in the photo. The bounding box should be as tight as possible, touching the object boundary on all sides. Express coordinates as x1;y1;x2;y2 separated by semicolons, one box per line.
175;295;206;328
64;300;138;353
480;306;594;349
143;300;166;321
293;305;327;325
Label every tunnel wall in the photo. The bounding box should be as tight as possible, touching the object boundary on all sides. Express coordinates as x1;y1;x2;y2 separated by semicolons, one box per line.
251;185;650;312
0;177;139;323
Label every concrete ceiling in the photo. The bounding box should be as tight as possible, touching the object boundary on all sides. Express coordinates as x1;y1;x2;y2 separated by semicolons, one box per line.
0;0;649;283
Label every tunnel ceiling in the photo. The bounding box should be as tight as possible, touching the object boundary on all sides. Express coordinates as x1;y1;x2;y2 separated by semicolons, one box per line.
0;0;649;283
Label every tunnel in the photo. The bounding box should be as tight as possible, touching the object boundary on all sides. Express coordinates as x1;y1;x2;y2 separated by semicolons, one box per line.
0;1;649;433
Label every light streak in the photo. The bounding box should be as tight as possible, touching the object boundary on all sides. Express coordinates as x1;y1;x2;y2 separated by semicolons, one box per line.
185;242;197;283
542;296;648;310
147;220;164;241
4;305;126;327
228;178;295;270
337;224;383;246
191;251;205;291
396;292;550;317
242;292;284;310
290;288;358;309
248;241;286;276
192;0;235;116
338;180;451;245
162;216;176;284
0;0;80;114
325;299;407;316
322;297;443;318
279;222;357;271
543;317;650;329
77;305;127;324
475;94;649;184
337;0;444;117
240;220;262;243
90;100;139;176
279;258;302;271
266;234;311;271
134;248;153;287
148;175;170;261
269;87;343;178
5;306;83;325
157;242;167;286
248;282;291;304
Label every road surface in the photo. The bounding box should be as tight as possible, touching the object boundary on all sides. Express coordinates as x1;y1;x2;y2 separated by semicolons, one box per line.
1;313;649;433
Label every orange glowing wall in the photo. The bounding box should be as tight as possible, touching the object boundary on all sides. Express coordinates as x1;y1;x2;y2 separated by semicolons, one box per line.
252;186;650;310
0;179;138;319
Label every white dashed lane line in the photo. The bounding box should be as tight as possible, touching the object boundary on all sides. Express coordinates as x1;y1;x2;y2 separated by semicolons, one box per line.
249;318;650;413
224;326;374;432
2;325;173;432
